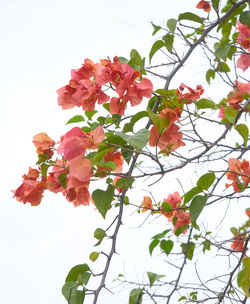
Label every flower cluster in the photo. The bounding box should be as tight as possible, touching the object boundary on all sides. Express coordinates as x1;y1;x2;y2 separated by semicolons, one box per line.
140;192;190;235
57;56;153;115
236;21;250;72
226;158;250;193
13;126;124;207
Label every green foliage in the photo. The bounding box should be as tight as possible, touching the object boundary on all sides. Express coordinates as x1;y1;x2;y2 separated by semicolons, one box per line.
62;282;85;304
206;69;215;85
116;129;150;151
235;124;249;147
237;257;250;297
115;177;135;189
190;195;208;228
129;288;143;304
178;12;203;24
167;18;177;34
240;11;250;27
94;228;106;246
65;264;90;283
147;272;165;287
195;98;216;110
197;172;216;190
181;242;195;260
160;239;174;255
66;115;85;125
92;185;115;219
184;187;202;204
149;40;165;63
89;251;99;262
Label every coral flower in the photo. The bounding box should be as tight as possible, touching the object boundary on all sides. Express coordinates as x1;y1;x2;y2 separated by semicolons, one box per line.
141;196;153;212
196;0;211;12
231;233;245;251
33;133;55;158
225;158;250;192
177;83;204;104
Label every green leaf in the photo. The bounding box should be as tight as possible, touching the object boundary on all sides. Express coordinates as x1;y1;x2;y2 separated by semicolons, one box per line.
240;11;250;28
41;163;49;177
196;98;216;110
160;240;174;255
163;34;174;52
212;0;219;10
85;110;97;120
174;225;189;236
167;18;177;34
66;115;85;125
230;227;238;236
224;107;237;124
235;124;249;147
149;239;160;255
190;195;207;227
151;22;161;35
149;40;165;63
147;107;161;131
62;282;85;304
202;240;211;253
89;251;99;262
197;172;216;190
181;242;195;260
214;44;231;59
94;228;106;246
183;187;202;204
66;264;90;283
237;257;250;297
118;57;128;64
216;62;230;72
178;12;203;24
206;69;215;85
130;49;142;65
116;129;150;151
147;272;165;287
115;177;135;189
94;148;112;163
161;201;172;213
98;159;116;170
123;111;148;133
58;172;67;189
129;288;143;304
92;185;115;219
112;114;121;128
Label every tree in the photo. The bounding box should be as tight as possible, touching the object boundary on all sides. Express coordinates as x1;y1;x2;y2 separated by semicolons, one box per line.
13;0;250;303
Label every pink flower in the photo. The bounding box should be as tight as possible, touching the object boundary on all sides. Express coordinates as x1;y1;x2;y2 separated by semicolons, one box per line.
33;133;55;158
218;107;225;119
177;83;204;103
237;54;250;72
57;127;88;161
149;124;185;152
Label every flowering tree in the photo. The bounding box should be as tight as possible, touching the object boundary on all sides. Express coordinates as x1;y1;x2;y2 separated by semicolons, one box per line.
13;1;250;303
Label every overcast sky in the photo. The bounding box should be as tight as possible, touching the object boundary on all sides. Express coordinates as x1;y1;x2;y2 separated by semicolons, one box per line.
1;1;248;303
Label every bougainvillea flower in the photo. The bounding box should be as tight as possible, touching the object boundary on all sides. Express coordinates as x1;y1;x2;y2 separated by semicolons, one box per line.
46;160;68;193
104;150;124;172
22;167;40;181
246;208;250;219
33;133;55;158
236;21;250;51
64;186;90;207
71;58;95;81
218;107;225;119
196;0;211;12
57;85;80;110
110;96;128;115
13;179;46;206
141;196;153;212
127;78;153;106
162;191;182;219
237;54;250;72
227;91;243;109
177;83;204;103
173;211;190;234
231;233;245;251
225;158;250;192
57;127;88;161
160;107;181;126
68;157;91;187
234;81;250;94
85;126;105;150
149;124;185;152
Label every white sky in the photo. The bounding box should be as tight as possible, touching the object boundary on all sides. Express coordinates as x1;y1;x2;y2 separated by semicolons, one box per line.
1;1;249;303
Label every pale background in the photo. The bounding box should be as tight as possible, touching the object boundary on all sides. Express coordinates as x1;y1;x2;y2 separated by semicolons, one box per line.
1;1;248;303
